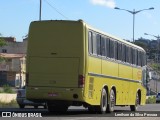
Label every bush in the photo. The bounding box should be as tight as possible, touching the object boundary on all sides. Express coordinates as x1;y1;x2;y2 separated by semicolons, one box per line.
2;84;14;93
146;96;156;104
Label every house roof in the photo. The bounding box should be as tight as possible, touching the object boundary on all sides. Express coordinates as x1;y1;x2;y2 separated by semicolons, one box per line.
0;37;16;42
0;53;25;58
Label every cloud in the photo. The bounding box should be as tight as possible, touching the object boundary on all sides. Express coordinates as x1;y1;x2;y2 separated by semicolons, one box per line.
90;0;116;8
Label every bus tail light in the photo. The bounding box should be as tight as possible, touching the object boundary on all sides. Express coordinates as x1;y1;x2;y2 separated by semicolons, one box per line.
78;75;85;88
26;73;29;86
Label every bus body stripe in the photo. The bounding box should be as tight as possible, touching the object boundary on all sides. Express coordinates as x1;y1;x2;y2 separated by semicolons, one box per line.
88;72;141;83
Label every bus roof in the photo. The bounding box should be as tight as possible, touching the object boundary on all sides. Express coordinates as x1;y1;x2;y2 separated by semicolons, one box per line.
84;23;145;52
31;19;145;52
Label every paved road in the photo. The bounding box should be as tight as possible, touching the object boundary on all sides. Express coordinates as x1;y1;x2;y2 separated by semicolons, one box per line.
0;104;160;119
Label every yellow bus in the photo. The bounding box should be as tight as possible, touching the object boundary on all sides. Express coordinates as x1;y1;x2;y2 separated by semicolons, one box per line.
26;20;147;113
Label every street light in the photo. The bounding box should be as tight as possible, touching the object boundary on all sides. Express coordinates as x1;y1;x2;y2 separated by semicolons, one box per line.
39;0;42;21
115;7;154;42
144;33;160;94
144;33;160;40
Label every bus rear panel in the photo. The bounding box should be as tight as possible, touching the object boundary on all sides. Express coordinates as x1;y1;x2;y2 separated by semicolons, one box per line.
26;20;86;105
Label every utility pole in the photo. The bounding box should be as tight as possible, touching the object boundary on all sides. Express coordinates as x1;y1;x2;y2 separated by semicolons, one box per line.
39;0;42;21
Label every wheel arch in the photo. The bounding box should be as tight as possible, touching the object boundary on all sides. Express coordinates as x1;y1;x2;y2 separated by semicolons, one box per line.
111;86;116;104
137;89;142;105
103;85;109;96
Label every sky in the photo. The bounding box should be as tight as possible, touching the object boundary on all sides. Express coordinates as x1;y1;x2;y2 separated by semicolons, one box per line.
0;0;160;41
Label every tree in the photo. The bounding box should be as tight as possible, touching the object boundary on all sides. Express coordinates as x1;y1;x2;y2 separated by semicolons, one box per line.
134;41;148;51
0;34;6;61
0;33;6;47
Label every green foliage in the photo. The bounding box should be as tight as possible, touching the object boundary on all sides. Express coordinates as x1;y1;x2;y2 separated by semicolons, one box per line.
0;57;6;62
2;84;14;93
0;39;6;47
0;34;6;47
150;63;160;71
0;34;7;61
146;96;156;104
134;41;148;51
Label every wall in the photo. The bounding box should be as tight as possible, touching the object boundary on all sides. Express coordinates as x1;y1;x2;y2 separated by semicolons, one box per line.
0;93;16;103
0;40;27;54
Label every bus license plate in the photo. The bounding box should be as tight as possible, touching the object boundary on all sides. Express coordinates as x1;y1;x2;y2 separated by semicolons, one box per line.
48;93;58;97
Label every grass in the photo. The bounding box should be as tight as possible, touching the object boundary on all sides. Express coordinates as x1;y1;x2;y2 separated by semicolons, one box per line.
146;96;156;104
0;84;16;94
0;84;17;108
0;100;18;108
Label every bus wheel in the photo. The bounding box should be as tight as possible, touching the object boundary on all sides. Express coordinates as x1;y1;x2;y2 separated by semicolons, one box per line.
88;88;107;114
130;93;139;111
97;88;108;114
107;89;115;112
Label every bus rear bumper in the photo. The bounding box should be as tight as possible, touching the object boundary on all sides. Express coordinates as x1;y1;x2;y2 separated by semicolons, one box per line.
26;86;84;102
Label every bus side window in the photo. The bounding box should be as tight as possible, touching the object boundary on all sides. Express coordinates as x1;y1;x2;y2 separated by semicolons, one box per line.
101;36;106;57
131;48;134;64
88;31;93;54
139;51;142;66
118;42;122;61
136;50;138;66
114;41;118;60
122;44;126;62
128;47;132;64
92;32;97;55
97;34;101;56
126;46;130;63
137;50;141;66
110;39;115;59
135;49;137;66
141;52;143;66
140;51;143;67
132;48;135;65
106;38;110;58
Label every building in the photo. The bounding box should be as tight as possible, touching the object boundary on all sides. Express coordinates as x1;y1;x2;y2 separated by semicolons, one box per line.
0;53;26;87
0;37;16;42
0;37;27;54
149;71;160;80
0;37;27;87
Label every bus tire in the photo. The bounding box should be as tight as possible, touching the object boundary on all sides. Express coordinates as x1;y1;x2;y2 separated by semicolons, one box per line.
130;93;139;111
96;88;108;114
107;89;115;113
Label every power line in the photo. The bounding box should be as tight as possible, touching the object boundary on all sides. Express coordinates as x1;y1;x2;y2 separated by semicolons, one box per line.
44;0;69;20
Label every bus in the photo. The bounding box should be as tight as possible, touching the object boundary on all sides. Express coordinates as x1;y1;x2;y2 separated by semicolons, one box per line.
26;20;147;113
